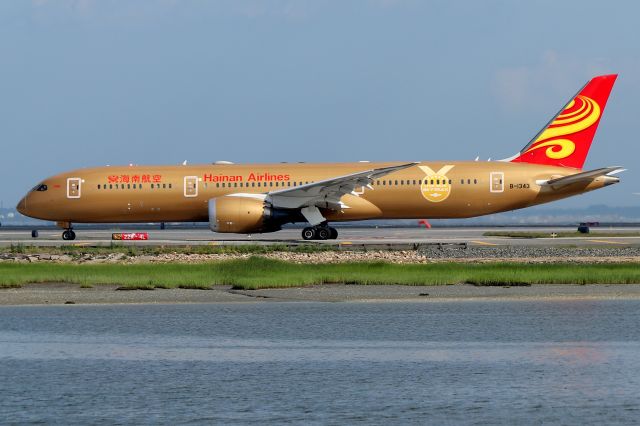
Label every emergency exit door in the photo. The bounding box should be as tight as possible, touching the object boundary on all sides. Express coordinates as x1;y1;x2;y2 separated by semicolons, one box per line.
184;176;198;197
67;178;81;199
490;172;504;193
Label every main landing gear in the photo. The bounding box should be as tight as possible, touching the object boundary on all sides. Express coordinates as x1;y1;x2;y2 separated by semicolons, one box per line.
302;225;338;241
62;229;76;241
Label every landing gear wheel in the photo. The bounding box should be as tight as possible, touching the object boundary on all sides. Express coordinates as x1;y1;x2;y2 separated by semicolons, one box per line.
317;227;331;240
302;227;316;241
329;227;338;240
62;230;76;241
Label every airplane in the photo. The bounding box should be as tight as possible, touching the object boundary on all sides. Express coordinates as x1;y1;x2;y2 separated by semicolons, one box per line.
17;74;622;241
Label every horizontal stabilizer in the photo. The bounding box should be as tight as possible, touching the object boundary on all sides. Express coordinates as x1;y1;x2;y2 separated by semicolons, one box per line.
537;166;625;188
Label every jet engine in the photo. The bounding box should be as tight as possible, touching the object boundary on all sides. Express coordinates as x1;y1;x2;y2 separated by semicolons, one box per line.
208;196;283;233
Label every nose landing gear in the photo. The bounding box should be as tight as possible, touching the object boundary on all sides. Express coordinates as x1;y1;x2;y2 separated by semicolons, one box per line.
301;225;338;241
57;221;76;241
62;229;76;241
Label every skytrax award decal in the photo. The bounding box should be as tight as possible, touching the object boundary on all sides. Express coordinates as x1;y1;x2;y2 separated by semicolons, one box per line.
419;165;454;203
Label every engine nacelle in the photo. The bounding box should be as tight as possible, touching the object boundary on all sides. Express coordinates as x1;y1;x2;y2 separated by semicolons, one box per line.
209;196;278;233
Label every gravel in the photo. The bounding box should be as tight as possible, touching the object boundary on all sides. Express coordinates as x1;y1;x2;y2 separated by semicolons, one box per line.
1;246;640;264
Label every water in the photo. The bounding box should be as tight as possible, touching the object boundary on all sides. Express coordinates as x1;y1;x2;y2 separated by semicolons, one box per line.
1;301;640;425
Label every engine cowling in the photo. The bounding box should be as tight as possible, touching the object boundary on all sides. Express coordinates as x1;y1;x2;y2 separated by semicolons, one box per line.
209;196;279;233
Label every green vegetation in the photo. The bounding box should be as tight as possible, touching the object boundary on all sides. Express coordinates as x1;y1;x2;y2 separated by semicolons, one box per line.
4;243;333;257
1;257;639;290
483;231;640;239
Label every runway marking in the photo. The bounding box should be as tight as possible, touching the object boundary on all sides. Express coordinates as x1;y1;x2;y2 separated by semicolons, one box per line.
470;240;499;246
588;239;628;245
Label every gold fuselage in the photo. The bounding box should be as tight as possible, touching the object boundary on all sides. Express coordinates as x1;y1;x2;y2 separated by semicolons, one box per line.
17;161;614;225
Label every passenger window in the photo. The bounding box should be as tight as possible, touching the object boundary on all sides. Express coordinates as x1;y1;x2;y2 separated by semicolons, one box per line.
474;179;477;184
460;179;464;184
449;179;452;184
98;184;101;189
127;184;131;189
467;179;471;184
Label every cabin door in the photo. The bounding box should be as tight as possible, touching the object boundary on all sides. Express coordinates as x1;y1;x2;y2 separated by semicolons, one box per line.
184;176;198;197
67;178;82;199
490;172;504;193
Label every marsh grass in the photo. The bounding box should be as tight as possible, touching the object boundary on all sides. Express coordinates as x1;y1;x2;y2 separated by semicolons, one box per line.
0;257;639;290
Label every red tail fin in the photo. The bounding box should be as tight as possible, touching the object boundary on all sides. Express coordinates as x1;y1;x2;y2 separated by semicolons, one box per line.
511;74;617;169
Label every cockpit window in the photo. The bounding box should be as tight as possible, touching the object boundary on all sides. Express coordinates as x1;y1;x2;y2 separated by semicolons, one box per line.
31;184;48;192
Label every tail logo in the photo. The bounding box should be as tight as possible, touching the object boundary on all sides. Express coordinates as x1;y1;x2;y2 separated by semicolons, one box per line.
419;165;454;203
524;95;601;160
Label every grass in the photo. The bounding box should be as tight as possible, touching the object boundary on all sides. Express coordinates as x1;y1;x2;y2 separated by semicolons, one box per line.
483;231;640;239
4;243;333;257
1;257;639;290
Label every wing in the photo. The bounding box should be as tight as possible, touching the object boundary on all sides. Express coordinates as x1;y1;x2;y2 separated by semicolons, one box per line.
266;162;418;209
536;166;625;188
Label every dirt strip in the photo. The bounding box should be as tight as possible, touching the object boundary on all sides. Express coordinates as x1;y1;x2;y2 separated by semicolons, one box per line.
3;283;640;306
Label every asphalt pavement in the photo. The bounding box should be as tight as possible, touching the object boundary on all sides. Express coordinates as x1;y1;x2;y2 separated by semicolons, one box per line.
1;226;639;247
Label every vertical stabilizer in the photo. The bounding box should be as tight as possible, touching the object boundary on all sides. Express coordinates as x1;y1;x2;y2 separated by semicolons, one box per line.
511;74;617;169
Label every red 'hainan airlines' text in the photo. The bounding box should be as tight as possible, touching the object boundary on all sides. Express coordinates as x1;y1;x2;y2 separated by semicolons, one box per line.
203;173;290;182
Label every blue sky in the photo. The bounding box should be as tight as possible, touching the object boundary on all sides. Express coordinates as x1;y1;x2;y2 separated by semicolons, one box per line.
1;0;639;208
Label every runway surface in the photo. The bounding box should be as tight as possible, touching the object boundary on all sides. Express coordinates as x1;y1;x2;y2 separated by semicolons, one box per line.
1;226;640;247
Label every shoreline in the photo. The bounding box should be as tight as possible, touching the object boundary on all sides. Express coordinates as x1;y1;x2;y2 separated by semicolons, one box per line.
3;283;640;306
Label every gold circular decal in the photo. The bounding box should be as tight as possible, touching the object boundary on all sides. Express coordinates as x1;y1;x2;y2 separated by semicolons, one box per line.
421;174;451;203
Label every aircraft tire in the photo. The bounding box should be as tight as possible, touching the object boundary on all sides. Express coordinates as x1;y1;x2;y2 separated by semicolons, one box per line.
302;227;316;240
329;227;338;239
317;227;331;240
62;230;76;241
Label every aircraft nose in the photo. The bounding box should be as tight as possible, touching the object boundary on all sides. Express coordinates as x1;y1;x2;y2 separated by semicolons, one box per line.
16;195;28;216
